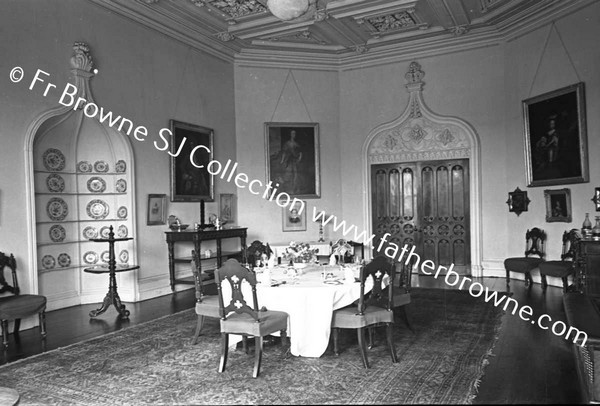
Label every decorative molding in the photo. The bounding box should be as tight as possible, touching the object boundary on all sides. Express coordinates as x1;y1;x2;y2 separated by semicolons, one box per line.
70;42;94;72
217;31;235;41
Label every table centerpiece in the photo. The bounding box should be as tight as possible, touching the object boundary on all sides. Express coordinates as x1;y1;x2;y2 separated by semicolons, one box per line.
282;241;319;269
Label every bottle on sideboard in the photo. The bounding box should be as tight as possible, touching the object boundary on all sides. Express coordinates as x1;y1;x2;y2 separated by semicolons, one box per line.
583;212;593;238
593;216;600;240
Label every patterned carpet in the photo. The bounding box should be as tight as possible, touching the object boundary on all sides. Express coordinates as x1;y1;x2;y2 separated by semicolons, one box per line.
0;288;503;405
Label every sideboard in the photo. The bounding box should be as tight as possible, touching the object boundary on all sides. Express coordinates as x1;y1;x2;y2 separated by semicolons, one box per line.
575;238;600;297
164;227;247;291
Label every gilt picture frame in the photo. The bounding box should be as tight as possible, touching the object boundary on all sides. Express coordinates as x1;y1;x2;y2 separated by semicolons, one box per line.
282;200;307;232
544;188;572;223
147;194;167;225
265;122;320;199
523;82;588;187
169;120;214;202
506;187;530;216
219;193;235;223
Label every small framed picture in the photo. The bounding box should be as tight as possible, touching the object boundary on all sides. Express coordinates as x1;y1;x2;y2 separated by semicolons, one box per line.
544;188;572;223
592;187;600;211
282;200;306;232
219;193;235;223
147;194;167;225
506;187;530;216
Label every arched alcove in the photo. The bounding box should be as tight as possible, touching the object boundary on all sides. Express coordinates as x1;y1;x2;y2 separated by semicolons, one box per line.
362;61;483;276
25;43;138;310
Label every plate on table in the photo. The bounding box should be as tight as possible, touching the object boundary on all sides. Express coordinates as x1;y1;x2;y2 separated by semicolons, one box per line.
115;160;126;173
46;174;65;193
77;160;92;173
119;250;129;264
99;226;111;239
49;224;66;242
57;253;71;267
86;177;106;193
86;199;109;219
115;178;127;193
82;226;97;239
101;251;110;263
42;148;66;172
42;255;55;270
117;206;127;219
47;197;69;221
83;251;98;264
93;160;109;173
117;225;128;238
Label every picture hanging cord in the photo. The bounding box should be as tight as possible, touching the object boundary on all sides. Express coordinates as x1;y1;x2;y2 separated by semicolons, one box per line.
172;47;193;119
528;21;582;98
269;69;314;122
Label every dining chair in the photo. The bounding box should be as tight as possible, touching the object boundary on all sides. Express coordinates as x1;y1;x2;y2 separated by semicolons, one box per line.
215;258;289;378
392;257;414;331
0;252;47;349
504;227;546;290
539;229;580;292
331;255;398;368
190;250;220;345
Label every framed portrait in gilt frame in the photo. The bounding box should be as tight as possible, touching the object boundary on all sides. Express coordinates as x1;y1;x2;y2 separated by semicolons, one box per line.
169;120;214;202
147;194;167;225
523;82;588;187
282;200;306;232
265;122;320;199
544;188;572;223
219;193;235;223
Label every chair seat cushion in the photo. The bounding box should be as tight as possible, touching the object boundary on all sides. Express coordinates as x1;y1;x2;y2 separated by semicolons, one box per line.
221;310;288;336
539;261;575;277
504;257;544;273
195;295;221;318
0;294;46;320
393;292;411;308
331;306;394;329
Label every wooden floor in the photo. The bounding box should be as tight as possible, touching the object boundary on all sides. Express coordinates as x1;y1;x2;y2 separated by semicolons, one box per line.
0;275;581;404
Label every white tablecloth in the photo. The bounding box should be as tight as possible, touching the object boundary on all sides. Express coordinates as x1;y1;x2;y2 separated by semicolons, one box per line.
226;264;364;358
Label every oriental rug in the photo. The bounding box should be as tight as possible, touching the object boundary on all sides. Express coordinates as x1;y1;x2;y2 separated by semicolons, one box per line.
0;288;503;405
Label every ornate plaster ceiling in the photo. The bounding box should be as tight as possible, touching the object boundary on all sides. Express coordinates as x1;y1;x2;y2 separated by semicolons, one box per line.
90;0;589;68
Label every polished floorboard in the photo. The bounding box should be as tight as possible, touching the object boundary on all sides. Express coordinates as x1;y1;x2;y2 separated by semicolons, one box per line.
0;276;581;404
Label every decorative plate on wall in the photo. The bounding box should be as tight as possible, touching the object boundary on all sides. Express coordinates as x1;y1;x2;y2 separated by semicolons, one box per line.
49;224;66;242
82;226;97;239
42;148;66;172
47;197;69;221
46;174;65;193
117;206;127;219
115;179;127;193
117;224;128;238
77;160;92;173
119;250;129;263
99;226;111;239
115;160;126;173
42;254;56;270
83;251;98;264
57;253;71;267
86;199;109;219
94;160;109;173
87;176;106;193
101;251;110;263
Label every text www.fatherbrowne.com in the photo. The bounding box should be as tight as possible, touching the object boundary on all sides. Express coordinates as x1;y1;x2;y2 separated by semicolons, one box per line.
312;207;589;347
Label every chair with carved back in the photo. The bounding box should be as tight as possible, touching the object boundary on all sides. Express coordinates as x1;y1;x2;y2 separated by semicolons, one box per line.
392;257;414;332
190;250;220;345
331;255;398;368
215;258;289;378
246;240;273;268
539;229;580;292
0;252;47;349
504;227;546;290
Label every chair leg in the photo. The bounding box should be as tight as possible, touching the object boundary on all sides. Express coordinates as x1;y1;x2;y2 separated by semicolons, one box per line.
280;329;288;355
396;305;414;332
333;328;340;356
524;272;532;287
541;274;548;291
562;277;569;293
39;311;47;338
13;319;21;335
505;269;510;289
242;335;249;354
357;328;369;369
386;323;398;363
253;336;263;378
1;320;8;349
368;327;374;349
191;315;205;345
218;333;229;373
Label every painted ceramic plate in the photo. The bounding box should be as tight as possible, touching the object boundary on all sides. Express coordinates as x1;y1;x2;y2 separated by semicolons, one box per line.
86;199;109;219
46;173;65;193
83;251;98;264
77;160;92;173
117;225;128;238
82;226;97;239
42;148;66;172
47;197;69;221
94;160;109;173
119;250;129;264
49;224;66;242
117;206;127;219
115;160;127;173
115;178;127;193
99;226;111;239
101;251;110;263
87;176;106;193
42;254;55;270
57;253;71;267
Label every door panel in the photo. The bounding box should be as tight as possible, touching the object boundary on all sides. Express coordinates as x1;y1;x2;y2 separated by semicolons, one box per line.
371;159;470;274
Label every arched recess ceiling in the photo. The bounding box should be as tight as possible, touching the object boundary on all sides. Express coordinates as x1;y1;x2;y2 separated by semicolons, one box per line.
362;61;483;276
26;43;138;310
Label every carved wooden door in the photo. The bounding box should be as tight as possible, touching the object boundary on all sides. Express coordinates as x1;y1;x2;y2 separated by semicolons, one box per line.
371;159;470;274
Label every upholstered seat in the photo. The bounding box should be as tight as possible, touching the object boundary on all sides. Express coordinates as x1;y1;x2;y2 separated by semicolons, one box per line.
504;227;546;289
539;229;579;292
